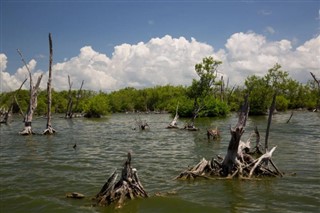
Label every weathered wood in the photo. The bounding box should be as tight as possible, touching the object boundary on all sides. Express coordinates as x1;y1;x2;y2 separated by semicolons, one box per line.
17;49;43;135
167;104;179;128
220;95;249;176
43;33;56;135
95;152;148;208
265;92;276;151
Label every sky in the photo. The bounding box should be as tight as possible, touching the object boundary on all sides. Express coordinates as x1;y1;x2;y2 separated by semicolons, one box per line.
1;0;319;92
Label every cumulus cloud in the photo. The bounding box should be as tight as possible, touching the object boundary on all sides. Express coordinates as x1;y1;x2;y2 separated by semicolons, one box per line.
222;32;319;84
1;54;42;91
1;33;319;92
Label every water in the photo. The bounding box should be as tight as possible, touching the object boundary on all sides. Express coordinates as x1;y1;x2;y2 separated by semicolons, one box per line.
0;111;319;213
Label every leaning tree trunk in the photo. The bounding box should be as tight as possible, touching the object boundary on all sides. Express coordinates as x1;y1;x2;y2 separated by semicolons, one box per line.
0;78;27;125
17;49;43;135
43;33;56;135
220;95;249;177
310;72;320;111
65;75;73;118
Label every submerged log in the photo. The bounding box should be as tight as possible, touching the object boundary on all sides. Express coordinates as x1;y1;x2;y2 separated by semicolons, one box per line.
95;152;148;208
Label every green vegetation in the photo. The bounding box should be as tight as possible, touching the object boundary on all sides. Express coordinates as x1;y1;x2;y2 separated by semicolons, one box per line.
0;62;318;118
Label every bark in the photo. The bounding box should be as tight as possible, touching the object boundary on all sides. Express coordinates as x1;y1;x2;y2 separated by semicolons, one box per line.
17;49;43;135
43;33;56;135
95;152;148;208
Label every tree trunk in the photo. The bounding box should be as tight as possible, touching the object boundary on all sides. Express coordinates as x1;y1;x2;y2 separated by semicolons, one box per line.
43;33;56;134
220;94;249;176
17;49;43;135
65;75;73;118
265;92;276;151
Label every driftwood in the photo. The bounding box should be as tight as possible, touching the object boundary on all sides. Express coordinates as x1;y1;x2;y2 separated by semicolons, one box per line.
43;33;56;135
176;95;282;180
17;49;43;135
95;152;148;209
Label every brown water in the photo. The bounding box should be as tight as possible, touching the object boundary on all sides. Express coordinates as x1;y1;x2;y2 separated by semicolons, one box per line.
0;111;319;213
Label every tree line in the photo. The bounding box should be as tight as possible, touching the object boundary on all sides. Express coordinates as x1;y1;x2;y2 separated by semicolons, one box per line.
0;62;318;119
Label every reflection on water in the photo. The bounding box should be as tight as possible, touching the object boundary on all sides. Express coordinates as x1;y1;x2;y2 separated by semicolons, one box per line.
0;112;319;212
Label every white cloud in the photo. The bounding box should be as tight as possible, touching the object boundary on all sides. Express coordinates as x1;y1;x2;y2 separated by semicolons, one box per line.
1;33;319;92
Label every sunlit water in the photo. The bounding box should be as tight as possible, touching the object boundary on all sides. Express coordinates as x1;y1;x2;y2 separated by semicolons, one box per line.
0;111;319;213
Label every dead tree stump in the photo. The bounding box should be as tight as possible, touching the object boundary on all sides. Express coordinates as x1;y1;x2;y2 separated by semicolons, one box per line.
95;152;148;208
176;95;283;180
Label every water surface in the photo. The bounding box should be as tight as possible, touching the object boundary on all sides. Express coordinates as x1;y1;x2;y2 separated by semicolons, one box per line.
0;112;319;212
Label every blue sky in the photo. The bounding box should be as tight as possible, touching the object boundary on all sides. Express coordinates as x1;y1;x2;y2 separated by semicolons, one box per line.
1;0;319;91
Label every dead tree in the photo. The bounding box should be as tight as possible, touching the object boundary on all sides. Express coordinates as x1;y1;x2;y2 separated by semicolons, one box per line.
167;104;179;129
0;78;27;125
176;94;282;180
43;33;56;135
65;75;73;118
17;49;43;135
220;94;249;176
73;80;84;117
65;76;84;118
310;72;320;111
95;152;148;208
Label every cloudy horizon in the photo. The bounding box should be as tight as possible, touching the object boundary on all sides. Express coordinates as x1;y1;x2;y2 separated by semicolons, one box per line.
1;32;319;93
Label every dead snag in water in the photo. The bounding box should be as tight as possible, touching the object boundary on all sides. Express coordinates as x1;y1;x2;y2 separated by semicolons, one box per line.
286;111;294;124
220;94;249;177
176;94;282;180
17;49;43;135
207;127;220;140
135;116;149;130
95;152;148;209
43;33;56;135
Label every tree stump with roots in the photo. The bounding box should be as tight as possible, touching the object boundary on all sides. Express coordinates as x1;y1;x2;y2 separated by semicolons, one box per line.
95;152;148;208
